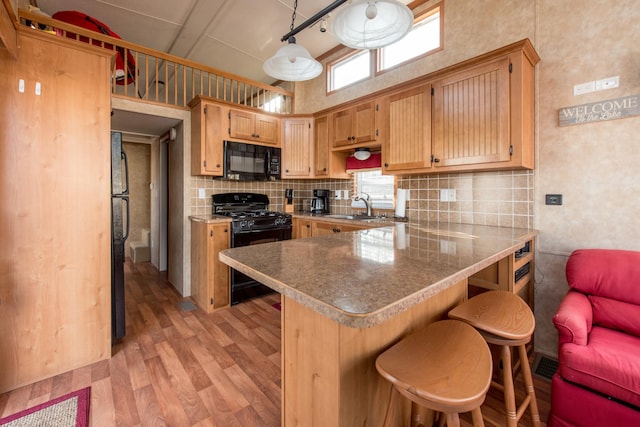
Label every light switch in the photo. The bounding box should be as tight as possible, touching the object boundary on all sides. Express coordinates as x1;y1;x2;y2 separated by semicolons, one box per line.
35;82;41;95
342;190;349;199
18;79;24;93
198;188;206;199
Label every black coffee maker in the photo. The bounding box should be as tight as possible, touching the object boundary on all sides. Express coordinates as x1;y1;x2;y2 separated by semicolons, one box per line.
311;189;330;214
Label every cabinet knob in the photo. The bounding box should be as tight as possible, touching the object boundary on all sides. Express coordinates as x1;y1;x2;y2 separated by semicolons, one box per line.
333;227;340;233
285;169;289;173
323;168;327;172
306;224;310;228
224;229;228;232
433;157;440;163
216;164;221;168
384;163;389;167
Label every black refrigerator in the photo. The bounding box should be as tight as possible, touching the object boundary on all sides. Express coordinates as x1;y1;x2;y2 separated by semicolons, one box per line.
111;132;129;340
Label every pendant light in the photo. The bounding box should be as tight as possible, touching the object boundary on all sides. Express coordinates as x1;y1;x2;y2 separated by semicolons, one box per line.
331;0;413;49
263;0;323;81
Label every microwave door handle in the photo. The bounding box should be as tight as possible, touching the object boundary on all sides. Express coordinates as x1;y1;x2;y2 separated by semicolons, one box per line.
265;150;271;179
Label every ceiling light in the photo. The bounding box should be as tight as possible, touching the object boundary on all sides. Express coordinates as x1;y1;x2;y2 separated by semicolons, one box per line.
263;37;323;81
353;147;371;160
331;0;413;49
263;1;323;82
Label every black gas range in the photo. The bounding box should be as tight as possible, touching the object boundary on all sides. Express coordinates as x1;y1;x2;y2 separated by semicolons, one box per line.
212;193;292;304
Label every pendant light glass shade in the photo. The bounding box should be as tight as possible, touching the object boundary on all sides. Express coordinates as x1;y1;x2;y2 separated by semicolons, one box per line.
331;0;413;49
263;37;323;81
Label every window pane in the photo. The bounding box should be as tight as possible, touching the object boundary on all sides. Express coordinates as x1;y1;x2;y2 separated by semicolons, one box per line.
352;169;395;210
330;50;371;91
379;10;440;70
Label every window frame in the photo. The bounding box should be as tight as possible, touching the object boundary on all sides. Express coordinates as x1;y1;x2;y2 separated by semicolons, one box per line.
351;169;397;211
375;3;443;76
326;49;373;95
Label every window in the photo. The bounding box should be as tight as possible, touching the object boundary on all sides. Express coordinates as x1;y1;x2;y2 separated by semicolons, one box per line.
378;7;441;71
262;96;282;113
326;3;443;92
328;50;371;92
352;169;395;210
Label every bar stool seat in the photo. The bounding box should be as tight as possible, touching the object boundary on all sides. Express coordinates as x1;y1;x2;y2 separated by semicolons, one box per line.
376;319;492;427
448;290;541;427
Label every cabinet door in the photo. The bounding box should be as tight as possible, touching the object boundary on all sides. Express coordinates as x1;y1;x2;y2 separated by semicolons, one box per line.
203;103;224;174
293;219;313;239
432;58;511;167
211;224;230;310
332;108;353;147
383;85;432;173
255;113;280;145
312;221;340;236
229;109;256;140
314;115;330;177
353;101;377;144
282;118;312;178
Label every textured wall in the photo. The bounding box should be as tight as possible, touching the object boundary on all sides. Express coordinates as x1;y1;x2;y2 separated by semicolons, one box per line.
122;142;151;259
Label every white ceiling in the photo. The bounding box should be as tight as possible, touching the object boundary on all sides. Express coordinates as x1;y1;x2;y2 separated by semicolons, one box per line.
35;0;380;85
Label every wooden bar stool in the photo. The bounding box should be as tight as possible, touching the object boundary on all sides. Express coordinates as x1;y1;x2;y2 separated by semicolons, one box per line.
375;320;492;427
448;290;541;427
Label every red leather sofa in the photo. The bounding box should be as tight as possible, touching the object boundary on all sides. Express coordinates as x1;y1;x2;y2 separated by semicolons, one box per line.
550;249;640;426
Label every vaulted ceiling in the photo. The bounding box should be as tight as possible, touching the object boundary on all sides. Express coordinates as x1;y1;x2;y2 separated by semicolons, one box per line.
36;0;408;85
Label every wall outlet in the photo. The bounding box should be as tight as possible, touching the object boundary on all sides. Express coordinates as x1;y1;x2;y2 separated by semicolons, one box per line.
440;189;456;202
343;190;349;199
574;81;595;96
334;190;341;200
595;76;619;91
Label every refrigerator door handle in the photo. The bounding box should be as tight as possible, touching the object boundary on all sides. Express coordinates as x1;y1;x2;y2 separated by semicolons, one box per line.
121;150;130;195
113;195;130;241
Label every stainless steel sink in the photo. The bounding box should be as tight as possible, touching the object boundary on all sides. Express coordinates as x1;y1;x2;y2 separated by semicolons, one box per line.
323;214;382;221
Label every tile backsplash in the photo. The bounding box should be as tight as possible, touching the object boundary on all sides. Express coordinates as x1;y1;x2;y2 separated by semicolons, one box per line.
191;169;534;228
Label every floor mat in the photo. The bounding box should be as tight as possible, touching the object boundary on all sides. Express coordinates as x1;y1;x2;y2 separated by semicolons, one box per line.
178;300;197;312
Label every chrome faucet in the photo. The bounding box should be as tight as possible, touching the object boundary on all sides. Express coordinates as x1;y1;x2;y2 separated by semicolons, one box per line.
355;193;372;216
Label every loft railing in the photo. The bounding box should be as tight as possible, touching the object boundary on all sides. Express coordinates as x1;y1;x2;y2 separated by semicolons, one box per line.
18;9;294;113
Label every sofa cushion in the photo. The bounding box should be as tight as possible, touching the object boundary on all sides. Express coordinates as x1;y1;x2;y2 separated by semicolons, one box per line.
559;326;640;407
589;295;640;338
566;249;640;305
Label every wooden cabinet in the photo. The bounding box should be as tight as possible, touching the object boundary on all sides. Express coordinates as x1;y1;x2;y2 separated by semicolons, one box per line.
191;100;225;176
0;1;17;58
469;237;535;309
229;109;280;145
332;100;378;148
382;84;433;174
314;115;330;177
190;220;230;313
293;218;313;239
282;117;313;178
432;57;511;169
312;221;370;236
0;31;112;393
430;41;538;173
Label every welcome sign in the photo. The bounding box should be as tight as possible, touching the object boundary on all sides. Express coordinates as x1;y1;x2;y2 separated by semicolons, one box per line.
559;94;640;126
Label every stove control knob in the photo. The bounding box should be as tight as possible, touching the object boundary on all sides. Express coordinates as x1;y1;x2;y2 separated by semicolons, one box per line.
240;220;248;229
275;218;282;226
248;220;255;228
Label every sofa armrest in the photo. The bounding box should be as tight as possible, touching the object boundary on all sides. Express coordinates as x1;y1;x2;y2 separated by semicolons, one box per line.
553;290;593;346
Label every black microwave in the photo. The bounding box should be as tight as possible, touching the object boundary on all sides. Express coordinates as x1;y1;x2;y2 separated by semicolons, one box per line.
222;140;281;181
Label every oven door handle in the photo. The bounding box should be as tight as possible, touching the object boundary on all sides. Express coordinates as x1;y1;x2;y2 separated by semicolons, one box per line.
233;226;292;235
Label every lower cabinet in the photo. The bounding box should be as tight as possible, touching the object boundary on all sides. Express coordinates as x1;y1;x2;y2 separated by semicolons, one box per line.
468;237;535;310
190;220;230;312
293;218;373;238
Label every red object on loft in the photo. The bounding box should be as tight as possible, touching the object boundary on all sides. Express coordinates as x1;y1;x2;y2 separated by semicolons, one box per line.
52;11;136;85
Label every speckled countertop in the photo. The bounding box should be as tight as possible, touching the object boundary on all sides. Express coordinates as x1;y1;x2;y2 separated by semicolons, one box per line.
189;214;232;224
219;222;538;328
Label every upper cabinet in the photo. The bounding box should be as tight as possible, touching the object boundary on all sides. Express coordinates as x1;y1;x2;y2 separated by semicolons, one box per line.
332;100;379;148
191;99;225;176
229;109;280;145
314;115;330;177
0;0;17;58
282;117;313;178
431;57;511;169
382;84;433;173
383;39;539;175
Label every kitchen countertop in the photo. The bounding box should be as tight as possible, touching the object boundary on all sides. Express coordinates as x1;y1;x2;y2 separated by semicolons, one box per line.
189;214;232;224
219;222;538;328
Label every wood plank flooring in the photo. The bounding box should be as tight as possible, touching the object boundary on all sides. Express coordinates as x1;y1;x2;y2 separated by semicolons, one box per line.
0;260;550;426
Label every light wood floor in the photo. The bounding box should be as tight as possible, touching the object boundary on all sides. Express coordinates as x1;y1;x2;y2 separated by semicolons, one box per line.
0;260;550;426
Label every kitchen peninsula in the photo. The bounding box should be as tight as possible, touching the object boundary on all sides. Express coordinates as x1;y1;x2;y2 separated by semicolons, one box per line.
219;222;537;426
